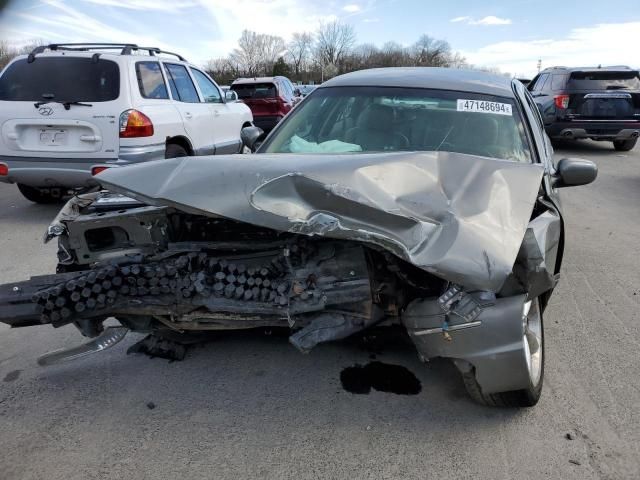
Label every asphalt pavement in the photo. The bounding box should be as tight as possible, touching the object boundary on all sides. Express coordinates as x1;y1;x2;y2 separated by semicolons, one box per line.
1;140;639;480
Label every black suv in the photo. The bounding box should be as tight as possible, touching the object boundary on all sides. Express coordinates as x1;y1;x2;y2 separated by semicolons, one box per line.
528;66;640;151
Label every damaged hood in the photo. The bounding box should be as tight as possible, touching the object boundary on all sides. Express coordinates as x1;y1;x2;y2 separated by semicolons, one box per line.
97;151;544;291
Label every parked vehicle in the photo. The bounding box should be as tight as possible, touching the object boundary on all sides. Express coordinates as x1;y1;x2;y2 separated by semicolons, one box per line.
298;84;318;97
0;67;597;407
528;66;640;151
230;76;300;131
0;43;253;203
516;78;532;88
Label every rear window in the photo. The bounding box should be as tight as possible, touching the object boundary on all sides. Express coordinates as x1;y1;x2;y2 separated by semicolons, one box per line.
231;83;277;99
136;62;168;99
0;57;119;102
568;71;640;90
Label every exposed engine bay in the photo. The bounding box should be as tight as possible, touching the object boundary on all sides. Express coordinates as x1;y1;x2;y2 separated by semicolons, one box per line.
2;193;447;351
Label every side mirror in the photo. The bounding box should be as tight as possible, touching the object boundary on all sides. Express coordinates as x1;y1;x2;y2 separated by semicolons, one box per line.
240;126;265;153
225;90;238;102
552;158;598;188
293;88;301;97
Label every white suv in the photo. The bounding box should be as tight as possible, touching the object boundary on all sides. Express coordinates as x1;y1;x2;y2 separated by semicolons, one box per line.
0;43;253;203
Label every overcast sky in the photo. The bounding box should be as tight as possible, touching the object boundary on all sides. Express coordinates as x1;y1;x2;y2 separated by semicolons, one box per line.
1;0;638;77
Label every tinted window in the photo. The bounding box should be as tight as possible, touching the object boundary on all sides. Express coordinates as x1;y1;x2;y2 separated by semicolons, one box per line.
531;74;548;91
551;74;568;90
136;62;168;99
568;71;640;90
191;69;222;103
261;86;532;163
164;64;200;102
281;80;293;98
0;57;119;102
231;83;276;99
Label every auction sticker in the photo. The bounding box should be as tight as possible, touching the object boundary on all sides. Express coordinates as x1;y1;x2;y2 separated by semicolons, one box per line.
457;99;512;116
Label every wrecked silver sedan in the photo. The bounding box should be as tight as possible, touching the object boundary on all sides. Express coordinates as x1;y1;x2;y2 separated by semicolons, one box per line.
0;68;597;407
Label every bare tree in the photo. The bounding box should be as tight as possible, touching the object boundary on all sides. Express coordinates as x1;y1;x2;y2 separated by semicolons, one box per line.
206;29;469;84
412;34;452;67
258;34;286;75
449;52;468;69
230;30;262;76
315;21;356;66
287;32;313;77
229;30;285;76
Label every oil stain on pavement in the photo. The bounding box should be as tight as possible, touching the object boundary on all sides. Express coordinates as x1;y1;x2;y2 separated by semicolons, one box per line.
340;362;421;395
3;370;21;382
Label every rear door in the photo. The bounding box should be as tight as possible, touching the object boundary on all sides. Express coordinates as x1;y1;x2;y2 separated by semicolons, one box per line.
0;55;122;159
162;62;217;155
566;70;640;120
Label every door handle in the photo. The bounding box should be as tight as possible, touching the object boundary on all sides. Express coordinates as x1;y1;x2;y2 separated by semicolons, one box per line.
80;135;101;142
184;112;192;119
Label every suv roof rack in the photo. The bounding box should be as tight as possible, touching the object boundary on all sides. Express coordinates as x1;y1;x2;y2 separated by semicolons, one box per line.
27;43;186;63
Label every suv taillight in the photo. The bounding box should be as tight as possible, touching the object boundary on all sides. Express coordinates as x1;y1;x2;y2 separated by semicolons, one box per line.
0;163;8;176
554;94;570;109
119;109;154;138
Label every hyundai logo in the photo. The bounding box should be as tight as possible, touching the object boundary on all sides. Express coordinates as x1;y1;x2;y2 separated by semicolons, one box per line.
38;107;53;116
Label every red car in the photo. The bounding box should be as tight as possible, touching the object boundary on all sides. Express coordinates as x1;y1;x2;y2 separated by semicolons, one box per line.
231;76;300;132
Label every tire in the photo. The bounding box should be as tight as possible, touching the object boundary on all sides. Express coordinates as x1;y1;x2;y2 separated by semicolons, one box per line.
165;143;189;159
17;184;63;204
613;138;637;152
461;298;544;408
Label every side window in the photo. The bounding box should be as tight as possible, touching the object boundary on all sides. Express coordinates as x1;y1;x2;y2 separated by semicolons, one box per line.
551;74;568;90
536;74;549;91
191;69;222;103
163;63;200;103
530;73;547;91
135;62;168;99
280;80;292;99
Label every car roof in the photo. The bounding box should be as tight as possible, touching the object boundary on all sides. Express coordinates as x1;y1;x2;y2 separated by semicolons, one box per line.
232;77;287;84
319;67;515;97
11;51;193;66
541;66;635;73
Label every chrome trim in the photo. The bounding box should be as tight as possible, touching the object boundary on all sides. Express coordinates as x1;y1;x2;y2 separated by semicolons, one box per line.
37;326;128;366
583;92;632;99
413;321;482;336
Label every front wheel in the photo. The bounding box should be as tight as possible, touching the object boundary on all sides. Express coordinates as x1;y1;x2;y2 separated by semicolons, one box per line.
462;298;544;407
613;138;637;151
17;184;64;204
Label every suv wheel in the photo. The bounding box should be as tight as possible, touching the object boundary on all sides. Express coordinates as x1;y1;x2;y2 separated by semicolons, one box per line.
613;138;637;152
17;184;64;204
461;298;544;407
165;144;189;159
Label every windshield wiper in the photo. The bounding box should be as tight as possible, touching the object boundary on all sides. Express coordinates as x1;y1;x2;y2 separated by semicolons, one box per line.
33;100;93;110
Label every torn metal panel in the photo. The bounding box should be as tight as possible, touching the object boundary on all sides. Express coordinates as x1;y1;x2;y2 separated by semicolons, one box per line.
403;294;531;394
97;151;544;291
44;191;102;243
499;210;561;298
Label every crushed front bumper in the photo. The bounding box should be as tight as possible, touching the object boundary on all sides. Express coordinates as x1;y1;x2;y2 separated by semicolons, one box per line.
404;294;531;394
